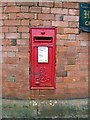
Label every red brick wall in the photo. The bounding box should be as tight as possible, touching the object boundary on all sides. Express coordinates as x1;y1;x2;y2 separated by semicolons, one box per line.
2;2;89;100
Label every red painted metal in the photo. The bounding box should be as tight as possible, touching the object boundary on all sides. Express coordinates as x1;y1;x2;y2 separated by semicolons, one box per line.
30;27;56;89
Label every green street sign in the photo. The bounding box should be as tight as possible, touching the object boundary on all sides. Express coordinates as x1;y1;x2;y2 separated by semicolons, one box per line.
79;3;90;32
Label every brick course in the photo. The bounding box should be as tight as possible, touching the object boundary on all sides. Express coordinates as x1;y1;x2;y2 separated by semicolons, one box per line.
2;1;89;100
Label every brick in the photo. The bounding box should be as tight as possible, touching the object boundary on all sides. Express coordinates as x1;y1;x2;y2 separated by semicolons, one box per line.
69;9;79;15
57;46;67;52
8;13;16;19
4;20;20;26
2;14;8;19
69;21;78;28
21;33;29;39
64;16;79;21
67;46;76;53
3;46;18;52
16;2;37;6
2;39;11;46
77;47;88;53
7;2;16;6
55;15;64;21
67;41;79;46
17;13;34;19
4;6;20;13
76;33;89;41
67;71;79;77
65;65;78;71
21;6;28;12
39;2;53;7
64;28;79;34
52;21;68;27
18;46;29;52
2;27;8;32
21;20;29;26
68;34;76;40
51;8;68;14
57;34;68;40
4;57;19;64
67;59;76;65
80;41;88;47
79;53;88;59
38;14;54;20
57;27;64;34
17;40;29;46
54;2;62;8
9;27;17;32
31;20;43;26
18;26;29;32
42;7;50;13
29;7;41;13
8;52;16;57
63;2;79;9
43;20;51;26
2;52;8;57
64;77;79;83
5;33;20;39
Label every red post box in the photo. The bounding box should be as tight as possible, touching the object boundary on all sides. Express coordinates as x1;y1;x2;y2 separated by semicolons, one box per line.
30;27;56;89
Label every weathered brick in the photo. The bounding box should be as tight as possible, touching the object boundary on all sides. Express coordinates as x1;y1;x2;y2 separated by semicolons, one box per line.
43;20;51;26
4;57;19;64
3;46;18;52
21;33;29;39
52;21;68;27
51;8;68;14
21;6;28;12
76;33;89;41
2;27;8;32
5;33;20;39
80;41;88;47
8;13;16;19
69;21;78;28
63;2;79;9
39;2;53;7
4;20;20;26
16;2;37;6
31;20;43;26
2;39;11;46
57;46;67;52
69;9;79;15
57;27;64;34
67;41;79;46
2;14;8;19
8;52;16;57
42;7;50;13
38;14;54;20
18;26;29;32
17;13;34;19
64;28;79;34
4;6;20;13
9;27;17;32
68;34;76;40
17;40;29;46
57;34;68;40
54;2;62;8
29;7;41;13
21;20;29;26
7;2;16;6
64;15;79;21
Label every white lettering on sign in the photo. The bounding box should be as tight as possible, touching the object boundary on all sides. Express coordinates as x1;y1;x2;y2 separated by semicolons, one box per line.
38;47;48;63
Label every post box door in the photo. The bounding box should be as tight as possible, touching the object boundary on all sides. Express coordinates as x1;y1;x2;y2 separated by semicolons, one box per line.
30;27;56;89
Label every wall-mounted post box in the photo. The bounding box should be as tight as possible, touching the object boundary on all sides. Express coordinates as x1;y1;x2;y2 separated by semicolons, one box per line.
30;27;56;89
